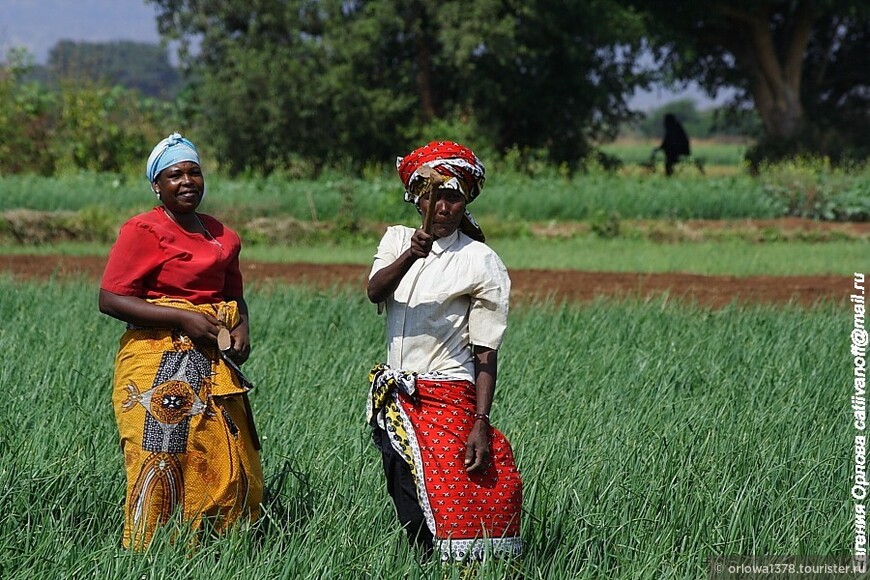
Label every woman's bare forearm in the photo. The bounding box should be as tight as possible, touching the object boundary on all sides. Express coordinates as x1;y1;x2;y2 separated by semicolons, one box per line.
367;249;418;303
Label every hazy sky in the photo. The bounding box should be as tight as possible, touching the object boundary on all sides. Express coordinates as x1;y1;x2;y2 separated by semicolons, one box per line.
0;0;727;110
0;0;160;62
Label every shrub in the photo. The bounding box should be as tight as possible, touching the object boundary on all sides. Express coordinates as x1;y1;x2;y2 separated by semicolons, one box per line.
589;209;621;239
759;156;870;222
0;50;58;174
0;49;177;176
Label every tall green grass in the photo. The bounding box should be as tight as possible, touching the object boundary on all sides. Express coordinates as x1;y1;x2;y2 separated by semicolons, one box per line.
3;149;866;224
0;171;781;222
0;279;852;578
2;237;864;276
488;238;868;276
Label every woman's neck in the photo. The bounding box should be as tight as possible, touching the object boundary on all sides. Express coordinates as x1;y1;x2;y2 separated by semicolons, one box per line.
162;207;203;233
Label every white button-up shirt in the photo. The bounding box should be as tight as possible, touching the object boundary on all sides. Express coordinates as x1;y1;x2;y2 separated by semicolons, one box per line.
369;226;511;382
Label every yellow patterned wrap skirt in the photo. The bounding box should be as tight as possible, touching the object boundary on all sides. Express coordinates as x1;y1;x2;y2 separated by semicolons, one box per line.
111;298;263;550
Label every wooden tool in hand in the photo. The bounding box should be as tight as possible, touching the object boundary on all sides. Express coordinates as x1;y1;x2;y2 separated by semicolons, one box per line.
414;166;447;235
216;308;232;352
217;326;232;352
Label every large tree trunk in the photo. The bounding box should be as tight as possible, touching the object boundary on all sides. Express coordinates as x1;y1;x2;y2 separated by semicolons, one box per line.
408;1;436;122
718;2;815;140
415;34;436;122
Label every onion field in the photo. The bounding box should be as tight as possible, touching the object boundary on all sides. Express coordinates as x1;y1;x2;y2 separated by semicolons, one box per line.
0;278;851;579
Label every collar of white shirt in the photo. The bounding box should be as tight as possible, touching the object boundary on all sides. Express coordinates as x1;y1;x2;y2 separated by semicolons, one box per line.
431;230;460;255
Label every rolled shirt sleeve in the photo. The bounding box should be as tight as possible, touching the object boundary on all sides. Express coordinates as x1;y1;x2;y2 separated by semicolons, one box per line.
468;252;511;350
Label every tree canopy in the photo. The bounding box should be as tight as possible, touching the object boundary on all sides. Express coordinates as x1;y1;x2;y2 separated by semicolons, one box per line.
0;47;173;174
636;0;869;162
5;1;864;176
148;0;653;173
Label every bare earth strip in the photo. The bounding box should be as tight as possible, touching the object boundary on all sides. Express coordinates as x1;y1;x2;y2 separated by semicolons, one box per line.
0;254;850;308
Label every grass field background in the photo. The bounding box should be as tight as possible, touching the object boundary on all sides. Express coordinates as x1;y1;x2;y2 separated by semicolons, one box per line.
2;153;866;277
0;171;784;221
599;139;750;168
0;141;865;577
0;279;852;579
2;141;866;226
1;237;864;277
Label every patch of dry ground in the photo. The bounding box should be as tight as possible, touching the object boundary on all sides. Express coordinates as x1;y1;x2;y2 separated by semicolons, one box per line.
1;254;850;308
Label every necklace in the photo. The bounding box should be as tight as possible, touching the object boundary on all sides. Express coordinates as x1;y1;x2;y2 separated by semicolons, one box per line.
162;208;223;249
195;214;224;249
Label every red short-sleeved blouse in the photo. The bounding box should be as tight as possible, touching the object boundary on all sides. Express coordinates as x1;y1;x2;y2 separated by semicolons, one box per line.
101;207;244;303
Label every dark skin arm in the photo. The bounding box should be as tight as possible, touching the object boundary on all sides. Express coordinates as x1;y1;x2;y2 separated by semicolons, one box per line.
224;295;251;364
464;346;497;473
98;289;250;363
367;228;433;304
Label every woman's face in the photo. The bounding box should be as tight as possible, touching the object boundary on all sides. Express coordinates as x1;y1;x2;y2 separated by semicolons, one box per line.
418;188;466;239
154;161;205;214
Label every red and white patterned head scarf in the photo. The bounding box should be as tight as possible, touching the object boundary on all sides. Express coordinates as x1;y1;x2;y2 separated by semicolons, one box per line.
396;141;486;204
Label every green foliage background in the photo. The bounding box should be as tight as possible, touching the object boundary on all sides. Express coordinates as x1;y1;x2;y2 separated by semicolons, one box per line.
0;49;172;175
147;0;652;172
2;157;868;240
1;1;867;176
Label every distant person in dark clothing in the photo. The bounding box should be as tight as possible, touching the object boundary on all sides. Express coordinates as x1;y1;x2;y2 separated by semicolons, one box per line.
657;113;690;176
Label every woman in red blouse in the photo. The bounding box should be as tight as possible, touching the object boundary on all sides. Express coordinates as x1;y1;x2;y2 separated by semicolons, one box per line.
99;133;262;549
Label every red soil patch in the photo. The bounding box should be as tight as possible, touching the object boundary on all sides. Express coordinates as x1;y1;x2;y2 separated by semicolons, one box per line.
1;254;851;308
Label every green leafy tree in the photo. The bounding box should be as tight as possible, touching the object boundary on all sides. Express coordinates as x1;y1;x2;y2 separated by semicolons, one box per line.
0;49;58;174
0;47;177;175
148;0;413;173
634;0;869;161
53;82;172;173
453;0;650;163
149;0;655;171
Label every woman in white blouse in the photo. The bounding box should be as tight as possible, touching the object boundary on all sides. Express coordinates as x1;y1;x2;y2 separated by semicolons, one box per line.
366;141;522;562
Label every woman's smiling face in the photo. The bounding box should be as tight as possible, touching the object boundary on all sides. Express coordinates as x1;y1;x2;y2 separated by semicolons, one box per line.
154;161;204;214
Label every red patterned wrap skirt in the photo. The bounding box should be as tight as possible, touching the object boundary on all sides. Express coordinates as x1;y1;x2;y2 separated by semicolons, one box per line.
369;366;522;561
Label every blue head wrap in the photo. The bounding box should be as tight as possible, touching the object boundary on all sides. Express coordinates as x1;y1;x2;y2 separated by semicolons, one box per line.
146;132;200;183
